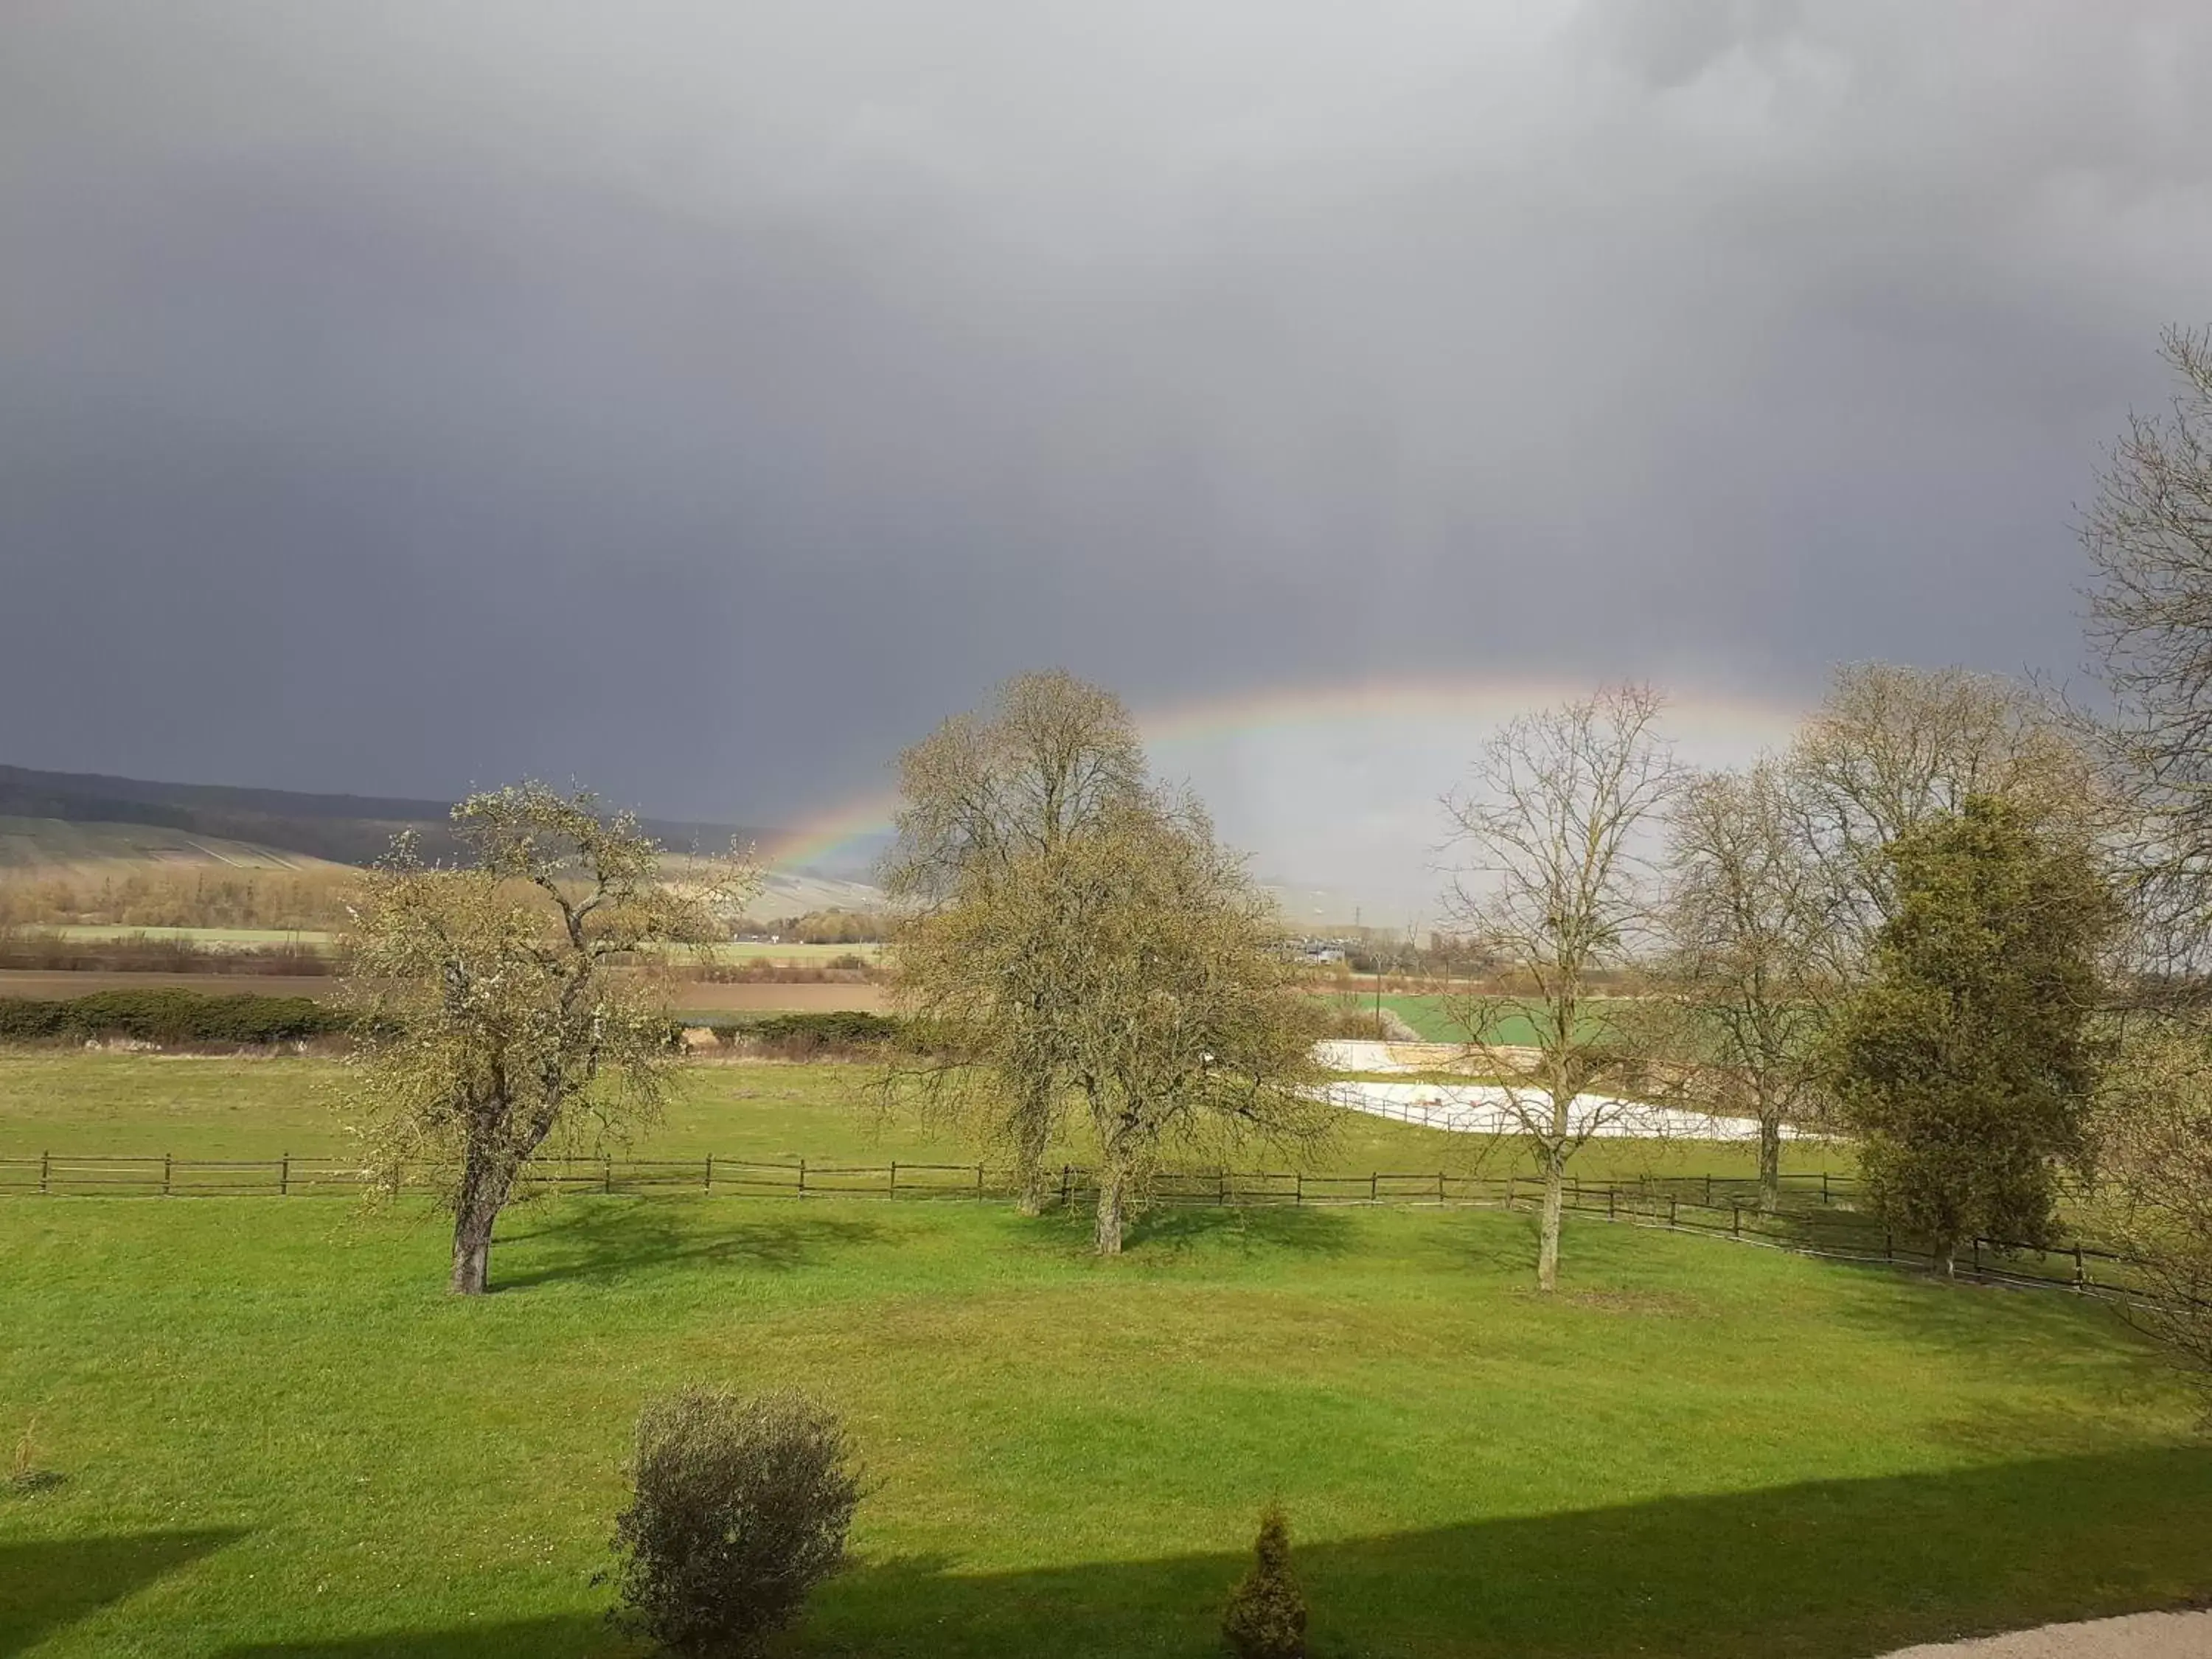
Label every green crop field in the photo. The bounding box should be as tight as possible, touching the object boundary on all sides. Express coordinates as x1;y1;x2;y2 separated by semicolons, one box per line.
1331;995;1646;1048
1;1053;2200;1658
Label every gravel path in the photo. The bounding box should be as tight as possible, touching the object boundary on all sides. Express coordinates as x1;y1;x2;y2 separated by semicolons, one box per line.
1877;1609;2212;1658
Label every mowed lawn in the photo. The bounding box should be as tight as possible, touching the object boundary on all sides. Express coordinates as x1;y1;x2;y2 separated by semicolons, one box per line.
4;1189;2208;1659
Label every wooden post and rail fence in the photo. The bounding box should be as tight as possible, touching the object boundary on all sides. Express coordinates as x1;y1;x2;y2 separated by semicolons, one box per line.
0;1150;2149;1302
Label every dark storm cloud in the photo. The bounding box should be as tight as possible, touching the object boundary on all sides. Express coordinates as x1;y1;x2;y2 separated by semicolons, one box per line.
2;1;2208;827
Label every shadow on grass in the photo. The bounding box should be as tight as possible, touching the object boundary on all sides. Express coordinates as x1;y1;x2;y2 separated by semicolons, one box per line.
1806;1249;2177;1391
1125;1204;1358;1258
211;1447;2212;1658
490;1199;888;1291
218;1615;618;1658
0;1528;243;1658
803;1445;2212;1658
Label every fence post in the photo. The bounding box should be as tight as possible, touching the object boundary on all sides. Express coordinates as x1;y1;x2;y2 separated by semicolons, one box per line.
40;1151;49;1194
1060;1164;1071;1206
976;1164;985;1201
163;1153;172;1197
1438;1172;1446;1206
1822;1170;1831;1205
1705;1174;1713;1206
1370;1172;1378;1204
1607;1186;1615;1222
279;1153;289;1197
889;1161;898;1198
705;1155;714;1192
1295;1170;1303;1207
1972;1237;1982;1277
2074;1245;2085;1290
1668;1196;1676;1227
604;1158;613;1195
1731;1203;1741;1238
1220;1169;1228;1206
1885;1228;1893;1262
798;1158;807;1198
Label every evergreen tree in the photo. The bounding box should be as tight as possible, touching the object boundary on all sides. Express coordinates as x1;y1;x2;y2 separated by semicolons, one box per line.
1824;796;2113;1272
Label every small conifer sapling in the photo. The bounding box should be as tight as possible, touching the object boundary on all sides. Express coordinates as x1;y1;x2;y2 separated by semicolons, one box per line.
1222;1503;1307;1659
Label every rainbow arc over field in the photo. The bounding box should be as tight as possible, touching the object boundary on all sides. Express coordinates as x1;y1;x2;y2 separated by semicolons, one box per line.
757;672;1806;877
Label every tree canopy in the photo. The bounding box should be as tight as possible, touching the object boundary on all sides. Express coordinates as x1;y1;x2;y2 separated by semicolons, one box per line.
341;782;752;1293
883;670;1150;1211
1823;796;2114;1270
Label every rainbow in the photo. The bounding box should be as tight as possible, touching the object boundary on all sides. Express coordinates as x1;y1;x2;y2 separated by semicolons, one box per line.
759;672;1809;877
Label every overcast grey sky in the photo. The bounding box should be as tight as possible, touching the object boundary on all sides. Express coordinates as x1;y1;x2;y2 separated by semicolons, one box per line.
3;1;2208;900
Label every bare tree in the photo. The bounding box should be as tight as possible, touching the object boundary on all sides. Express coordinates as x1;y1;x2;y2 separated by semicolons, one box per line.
2090;1018;2212;1394
341;784;753;1294
899;786;1326;1253
1788;661;2096;964
1440;685;1680;1292
2076;327;2212;1389
880;669;1147;900
2081;327;2212;974
1054;796;1330;1254
883;671;1148;1212
1660;760;1830;1211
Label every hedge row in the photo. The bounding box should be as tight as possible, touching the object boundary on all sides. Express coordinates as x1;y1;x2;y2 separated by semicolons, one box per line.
742;1011;911;1055
0;993;908;1052
0;989;349;1046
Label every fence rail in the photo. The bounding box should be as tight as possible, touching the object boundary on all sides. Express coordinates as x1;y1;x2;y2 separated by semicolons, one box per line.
0;1151;2149;1301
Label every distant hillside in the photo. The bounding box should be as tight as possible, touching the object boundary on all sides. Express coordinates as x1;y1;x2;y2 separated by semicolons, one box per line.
0;764;776;869
0;815;349;876
0;765;883;921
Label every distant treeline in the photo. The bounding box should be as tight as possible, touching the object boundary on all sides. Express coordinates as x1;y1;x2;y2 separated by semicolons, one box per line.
754;909;888;945
0;868;363;931
0;928;338;975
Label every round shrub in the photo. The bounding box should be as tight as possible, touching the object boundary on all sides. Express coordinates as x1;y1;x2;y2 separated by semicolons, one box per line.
1222;1503;1308;1659
613;1388;860;1658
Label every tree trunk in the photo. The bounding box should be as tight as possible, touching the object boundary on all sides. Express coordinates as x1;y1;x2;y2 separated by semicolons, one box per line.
1536;1158;1563;1293
1758;1116;1782;1214
449;1158;514;1296
1094;1162;1127;1256
1014;1105;1051;1217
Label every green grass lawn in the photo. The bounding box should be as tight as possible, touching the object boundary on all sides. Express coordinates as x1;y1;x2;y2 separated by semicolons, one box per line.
0;1053;1846;1186
1;1192;2204;1658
